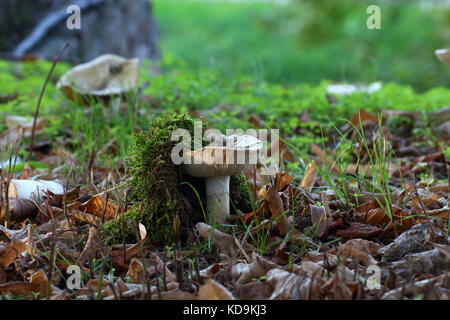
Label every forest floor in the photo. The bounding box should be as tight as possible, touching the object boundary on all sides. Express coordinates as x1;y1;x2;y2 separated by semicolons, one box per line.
0;57;449;300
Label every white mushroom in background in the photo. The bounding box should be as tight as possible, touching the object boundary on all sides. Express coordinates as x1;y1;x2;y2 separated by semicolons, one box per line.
326;82;382;96
435;49;450;66
56;54;139;100
182;134;263;225
8;179;64;201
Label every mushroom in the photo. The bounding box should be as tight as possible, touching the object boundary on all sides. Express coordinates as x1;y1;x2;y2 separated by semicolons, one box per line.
56;54;139;101
182;134;263;225
435;49;450;67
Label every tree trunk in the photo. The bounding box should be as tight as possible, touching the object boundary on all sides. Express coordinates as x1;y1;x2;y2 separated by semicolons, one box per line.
0;0;160;64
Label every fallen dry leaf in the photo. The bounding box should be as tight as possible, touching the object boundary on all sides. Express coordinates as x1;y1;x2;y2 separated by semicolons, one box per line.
197;279;235;300
0;241;27;268
335;222;382;240
196;223;239;258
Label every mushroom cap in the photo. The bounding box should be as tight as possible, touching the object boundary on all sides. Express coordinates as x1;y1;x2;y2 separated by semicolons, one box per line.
182;134;263;178
56;54;139;96
435;49;450;67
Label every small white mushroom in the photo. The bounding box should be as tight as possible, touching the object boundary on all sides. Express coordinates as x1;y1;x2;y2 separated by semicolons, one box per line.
435;49;450;67
182;134;262;225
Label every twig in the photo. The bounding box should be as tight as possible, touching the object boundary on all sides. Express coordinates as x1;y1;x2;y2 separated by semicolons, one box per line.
29;41;70;161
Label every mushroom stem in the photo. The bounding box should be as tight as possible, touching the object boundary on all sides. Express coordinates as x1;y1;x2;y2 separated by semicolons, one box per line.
205;175;230;225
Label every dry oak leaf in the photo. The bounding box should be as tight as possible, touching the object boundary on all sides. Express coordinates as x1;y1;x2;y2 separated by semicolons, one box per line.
79;193;121;220
0;241;27;268
77;227;102;265
127;258;146;283
266;268;325;300
0;282;42;296
196;223;238;258
336;239;382;266
275;172;293;191
335;222;382;240
197;279;235;300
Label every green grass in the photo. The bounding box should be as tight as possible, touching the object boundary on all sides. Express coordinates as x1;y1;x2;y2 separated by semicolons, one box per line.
154;0;450;91
1;58;450;173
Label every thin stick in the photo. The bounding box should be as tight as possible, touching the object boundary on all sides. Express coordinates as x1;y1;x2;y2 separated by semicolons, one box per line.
29;41;70;161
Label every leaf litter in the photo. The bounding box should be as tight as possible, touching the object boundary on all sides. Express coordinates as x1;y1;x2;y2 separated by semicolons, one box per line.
1;95;450;300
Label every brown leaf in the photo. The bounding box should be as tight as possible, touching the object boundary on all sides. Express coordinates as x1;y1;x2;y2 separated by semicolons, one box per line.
0;241;27;268
79;193;120;220
197;279;235;300
0;198;38;222
266;186;284;218
29;269;48;295
233;282;273;300
77;227;101;264
335;223;382;240
350;109;379;127
337;239;381;266
300;160;318;189
275;172;293;191
330;273;353;300
310;204;329;238
266;268;325;300
127;258;146;283
273;248;289;265
196;223;238;258
0;282;42;295
232;254;279;285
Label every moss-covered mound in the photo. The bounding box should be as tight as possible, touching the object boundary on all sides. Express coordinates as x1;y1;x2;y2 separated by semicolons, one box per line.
102;113;199;244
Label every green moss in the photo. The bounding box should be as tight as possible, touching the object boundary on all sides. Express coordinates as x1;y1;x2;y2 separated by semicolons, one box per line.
102;113;197;245
230;173;253;214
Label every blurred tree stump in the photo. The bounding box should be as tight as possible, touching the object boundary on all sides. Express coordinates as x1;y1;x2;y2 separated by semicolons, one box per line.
0;0;160;64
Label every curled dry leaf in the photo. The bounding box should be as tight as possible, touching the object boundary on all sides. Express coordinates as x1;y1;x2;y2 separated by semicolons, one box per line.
380;221;446;262
77;227;101;265
196;223;238;258
390;248;450;279
111;223;147;270
232;281;273;300
199;263;222;279
337;239;381;266
275;172;293;191
266;186;284;218
68;210;102;227
335;222;382;240
0;241;27;268
29;269;48;295
309;204;329;238
127;258;146;283
79;193;121;220
327;273;353;300
382;272;450;300
266;186;292;236
300;160;318;189
0;198;39;222
232;254;279;286
0;281;42;296
266;268;325;300
197;279;235;300
0;224;31;241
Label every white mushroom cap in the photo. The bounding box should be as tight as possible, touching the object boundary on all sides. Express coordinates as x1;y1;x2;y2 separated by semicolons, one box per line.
435;49;450;67
57;54;139;96
182;134;263;178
